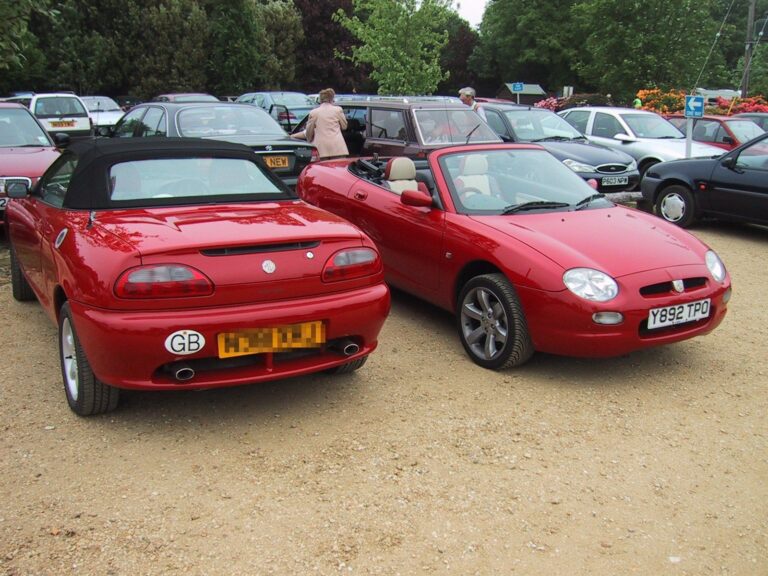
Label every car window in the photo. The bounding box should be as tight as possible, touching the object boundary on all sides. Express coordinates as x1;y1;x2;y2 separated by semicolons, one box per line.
0;108;52;147
253;95;265;107
82;97;121;112
592;112;626;138
271;93;315;107
177;105;285;137
620;113;682;138
371;109;407;140
109;157;286;202
34;97;88;118
484;110;509;138
693;119;719;142
560;110;590;134
39;156;77;207
141;107;166;137
726;120;764;143
413;109;499;144
735;138;768;171
114;108;146;137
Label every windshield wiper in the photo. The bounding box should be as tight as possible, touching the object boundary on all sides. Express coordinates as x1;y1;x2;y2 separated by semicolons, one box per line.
464;123;480;144
531;136;572;142
502;201;570;214
575;193;605;209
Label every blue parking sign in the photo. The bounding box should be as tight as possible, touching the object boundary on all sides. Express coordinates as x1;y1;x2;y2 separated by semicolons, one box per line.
512;82;524;92
685;95;705;118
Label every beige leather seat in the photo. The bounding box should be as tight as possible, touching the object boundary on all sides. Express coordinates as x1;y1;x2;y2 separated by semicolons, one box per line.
457;154;492;195
383;157;419;195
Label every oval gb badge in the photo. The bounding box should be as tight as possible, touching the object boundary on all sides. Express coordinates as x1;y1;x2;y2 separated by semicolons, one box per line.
164;330;206;355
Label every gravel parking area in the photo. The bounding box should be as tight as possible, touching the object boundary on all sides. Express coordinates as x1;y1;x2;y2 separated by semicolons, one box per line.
0;221;766;575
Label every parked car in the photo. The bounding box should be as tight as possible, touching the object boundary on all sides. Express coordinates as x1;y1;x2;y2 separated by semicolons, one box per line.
80;95;125;128
105;102;316;189
0;102;63;215
297;144;730;369
236;91;317;131
115;95;143;111
152;93;220;103
558;106;723;177
481;103;640;194
5;138;390;415
666;114;764;150
733;112;768;131
4;92;92;140
291;99;500;158
640;132;768;227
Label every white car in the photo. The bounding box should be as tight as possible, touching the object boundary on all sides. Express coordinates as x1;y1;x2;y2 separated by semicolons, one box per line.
4;92;92;140
558;106;723;177
80;96;125;128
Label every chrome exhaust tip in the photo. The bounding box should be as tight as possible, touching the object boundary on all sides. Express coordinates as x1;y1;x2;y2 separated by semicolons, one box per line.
172;364;195;382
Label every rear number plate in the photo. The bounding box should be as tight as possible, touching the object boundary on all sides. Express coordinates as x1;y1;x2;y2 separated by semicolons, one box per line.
647;298;710;330
217;321;325;358
265;156;289;169
601;176;629;186
0;198;7;208
49;120;75;128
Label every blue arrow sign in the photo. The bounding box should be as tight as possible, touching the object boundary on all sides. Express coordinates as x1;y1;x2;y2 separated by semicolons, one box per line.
512;82;524;93
685;95;705;118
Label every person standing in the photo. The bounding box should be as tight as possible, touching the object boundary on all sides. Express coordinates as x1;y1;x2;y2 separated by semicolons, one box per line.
295;88;349;159
458;86;487;120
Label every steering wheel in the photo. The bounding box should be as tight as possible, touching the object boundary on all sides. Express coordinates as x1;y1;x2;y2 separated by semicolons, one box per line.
459;186;486;203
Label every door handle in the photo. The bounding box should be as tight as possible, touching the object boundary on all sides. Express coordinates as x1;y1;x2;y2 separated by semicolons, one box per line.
354;190;368;200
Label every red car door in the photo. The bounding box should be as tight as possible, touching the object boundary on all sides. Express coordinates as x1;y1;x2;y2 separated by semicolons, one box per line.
346;178;444;298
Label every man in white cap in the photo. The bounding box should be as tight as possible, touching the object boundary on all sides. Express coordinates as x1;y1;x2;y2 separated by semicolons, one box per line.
458;86;487;120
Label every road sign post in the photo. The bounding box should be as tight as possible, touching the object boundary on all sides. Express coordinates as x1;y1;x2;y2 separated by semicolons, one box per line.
684;95;705;157
512;82;524;104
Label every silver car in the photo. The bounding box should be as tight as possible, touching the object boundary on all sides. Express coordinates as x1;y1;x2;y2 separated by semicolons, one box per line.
558;106;723;177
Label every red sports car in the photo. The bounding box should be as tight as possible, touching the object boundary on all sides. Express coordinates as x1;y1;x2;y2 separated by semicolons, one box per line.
5;138;389;415
298;143;731;369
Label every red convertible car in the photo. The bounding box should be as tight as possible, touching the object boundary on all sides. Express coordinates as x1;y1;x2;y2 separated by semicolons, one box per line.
298;143;731;369
5;138;389;415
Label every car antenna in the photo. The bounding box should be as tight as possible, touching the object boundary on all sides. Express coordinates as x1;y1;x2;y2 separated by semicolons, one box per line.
372;152;379;162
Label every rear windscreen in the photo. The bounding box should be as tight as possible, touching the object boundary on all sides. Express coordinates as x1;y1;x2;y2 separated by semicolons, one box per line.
34;97;88;119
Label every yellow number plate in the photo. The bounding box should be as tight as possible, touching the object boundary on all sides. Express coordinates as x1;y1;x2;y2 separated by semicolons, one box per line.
217;321;325;358
50;120;75;128
265;156;289;169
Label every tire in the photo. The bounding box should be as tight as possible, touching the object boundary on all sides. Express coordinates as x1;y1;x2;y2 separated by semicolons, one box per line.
654;184;697;228
457;273;534;370
638;159;659;181
10;245;35;302
59;302;119;416
326;355;368;375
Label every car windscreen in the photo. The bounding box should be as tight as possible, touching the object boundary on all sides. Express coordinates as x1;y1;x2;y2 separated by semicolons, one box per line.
173;94;220;103
503;109;584;141
621;113;683;138
439;148;603;214
0;108;53;147
414;109;501;144
726;120;765;142
109;157;289;203
33;97;88;118
271;93;315;107
82;97;121;112
177;106;286;137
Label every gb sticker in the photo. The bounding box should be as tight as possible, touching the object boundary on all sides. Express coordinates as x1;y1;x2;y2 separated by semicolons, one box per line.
165;330;206;355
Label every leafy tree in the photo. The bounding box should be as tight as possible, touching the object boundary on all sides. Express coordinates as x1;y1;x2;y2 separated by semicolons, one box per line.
571;0;720;103
471;0;578;96
206;0;267;96
0;1;56;72
436;9;479;95
293;0;371;93
255;0;305;89
334;0;450;95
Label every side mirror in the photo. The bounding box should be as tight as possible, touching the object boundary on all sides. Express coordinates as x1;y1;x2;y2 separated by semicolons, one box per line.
722;136;734;145
96;125;113;137
614;133;635;143
53;132;71;147
401;188;432;207
6;179;31;198
720;155;737;170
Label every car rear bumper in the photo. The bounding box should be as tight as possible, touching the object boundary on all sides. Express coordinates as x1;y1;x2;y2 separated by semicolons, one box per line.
70;283;390;390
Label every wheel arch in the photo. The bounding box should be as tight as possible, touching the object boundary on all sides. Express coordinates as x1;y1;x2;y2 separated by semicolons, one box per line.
452;260;504;312
650;177;696;205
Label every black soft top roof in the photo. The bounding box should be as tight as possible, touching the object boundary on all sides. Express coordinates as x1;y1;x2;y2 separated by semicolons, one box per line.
60;138;276;209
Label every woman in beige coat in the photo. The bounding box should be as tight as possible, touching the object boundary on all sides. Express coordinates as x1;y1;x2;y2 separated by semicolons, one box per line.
295;88;348;159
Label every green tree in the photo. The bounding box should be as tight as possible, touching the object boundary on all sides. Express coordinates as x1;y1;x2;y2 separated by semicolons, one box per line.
471;0;578;96
334;0;450;95
436;9;479;95
0;0;56;72
255;0;305;89
571;0;719;102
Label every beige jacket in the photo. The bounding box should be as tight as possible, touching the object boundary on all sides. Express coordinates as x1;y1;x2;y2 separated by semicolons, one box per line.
305;103;349;158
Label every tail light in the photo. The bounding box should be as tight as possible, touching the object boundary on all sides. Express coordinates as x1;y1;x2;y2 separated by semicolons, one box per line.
322;248;381;282
115;264;214;298
311;148;319;161
277;111;297;121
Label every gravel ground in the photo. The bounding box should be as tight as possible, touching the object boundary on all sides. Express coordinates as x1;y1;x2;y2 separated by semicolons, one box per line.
0;221;766;575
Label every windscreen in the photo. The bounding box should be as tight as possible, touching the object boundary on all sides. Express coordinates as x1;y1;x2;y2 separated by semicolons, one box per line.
0;108;52;147
178;106;286;137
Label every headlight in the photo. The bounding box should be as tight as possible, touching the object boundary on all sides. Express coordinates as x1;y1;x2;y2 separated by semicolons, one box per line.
562;158;597;173
705;250;726;282
563;268;618;302
626;159;637;171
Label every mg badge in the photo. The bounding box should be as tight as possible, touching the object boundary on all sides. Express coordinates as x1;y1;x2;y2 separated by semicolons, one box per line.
306;251;314;259
672;279;684;293
265;145;273;151
262;260;276;274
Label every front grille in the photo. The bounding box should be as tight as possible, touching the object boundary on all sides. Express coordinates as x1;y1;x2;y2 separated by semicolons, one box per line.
201;241;320;256
596;164;629;174
640;277;708;297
